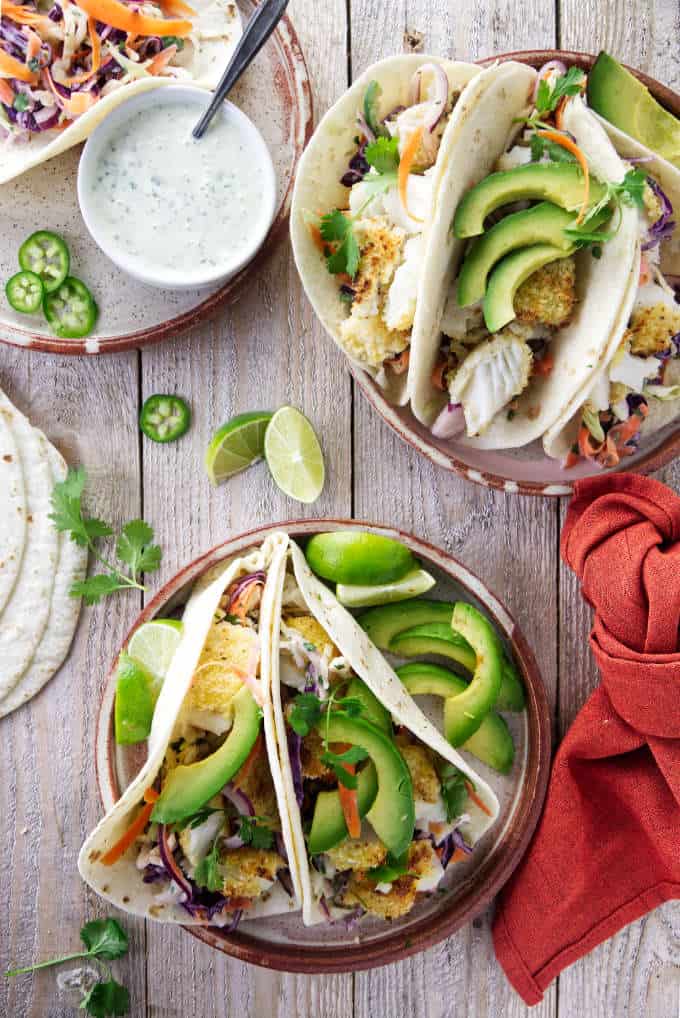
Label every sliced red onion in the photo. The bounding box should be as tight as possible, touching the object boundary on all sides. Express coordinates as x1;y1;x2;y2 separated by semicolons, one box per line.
356;110;375;143
286;728;304;807
48;3;62;19
33;106;60;130
532;60;568;101
274;831;288;864
319;895;332;921
225;570;266;614
408;62;450;132
452;828;473;856
222;783;254;816
431;402;465;440
224;909;243;933
627;155;654;164
158;825;192;901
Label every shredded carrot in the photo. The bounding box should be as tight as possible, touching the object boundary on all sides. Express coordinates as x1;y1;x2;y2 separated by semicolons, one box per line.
605;404;648;463
233;732;263;788
335;742;361;839
537;129;590;223
2;1;54;29
577;424;602;461
0;80;16;106
431;358;448;391
77;0;193;37
63;18;101;85
101;787;159;866
450;847;468;865
387;348;410;374
563;446;580;469
398;126;424;222
464;779;492;817
148;43;177;75
25;28;42;63
639;254;651;286
160;0;197;15
0;49;38;84
531;351;554;377
554;96;567;131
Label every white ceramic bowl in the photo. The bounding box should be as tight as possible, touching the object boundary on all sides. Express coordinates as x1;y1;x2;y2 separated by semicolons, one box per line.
77;85;277;290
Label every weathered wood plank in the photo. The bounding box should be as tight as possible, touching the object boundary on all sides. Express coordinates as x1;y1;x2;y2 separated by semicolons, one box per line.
140;0;352;1013
0;347;146;1018
349;1;559;1016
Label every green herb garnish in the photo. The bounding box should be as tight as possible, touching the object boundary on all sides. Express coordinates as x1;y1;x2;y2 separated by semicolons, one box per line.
438;762;469;822
13;94;29;112
237;814;275;850
319;209;361;278
534;66;586;118
6;918;130;1017
194;835;223;892
367;851;415;884
50;467;161;604
529;132;576;164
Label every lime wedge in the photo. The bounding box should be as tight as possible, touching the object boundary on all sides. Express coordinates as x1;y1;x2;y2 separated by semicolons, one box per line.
305;531;414;584
114;653;159;745
336;568;436;608
126;619;183;682
206;411;274;486
264;406;325;504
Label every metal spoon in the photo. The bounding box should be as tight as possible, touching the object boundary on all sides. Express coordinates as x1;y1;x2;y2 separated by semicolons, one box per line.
192;0;290;139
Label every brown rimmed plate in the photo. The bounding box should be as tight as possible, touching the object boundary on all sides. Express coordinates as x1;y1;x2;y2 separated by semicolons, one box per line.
352;51;680;496
0;0;312;355
95;519;550;973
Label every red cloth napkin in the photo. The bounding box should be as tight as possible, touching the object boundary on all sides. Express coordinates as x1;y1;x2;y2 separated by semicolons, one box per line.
493;473;680;1005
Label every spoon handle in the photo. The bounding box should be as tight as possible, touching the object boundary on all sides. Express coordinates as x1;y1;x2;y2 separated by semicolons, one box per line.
192;0;290;139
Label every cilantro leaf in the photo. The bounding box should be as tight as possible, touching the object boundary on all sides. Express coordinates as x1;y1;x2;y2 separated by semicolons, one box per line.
13;94;29;112
80;919;128;960
320;745;369;789
237;815;274;850
115;520;161;581
534;66;585;117
289;692;323;736
619;168;646;208
184;805;221;829
319;210;361;278
194;836;223;892
70;574;127;605
368;851;414;884
335;696;363;718
530;133;575;164
438;762;469;822
50;468;112;547
81;979;130;1017
364;136;399;175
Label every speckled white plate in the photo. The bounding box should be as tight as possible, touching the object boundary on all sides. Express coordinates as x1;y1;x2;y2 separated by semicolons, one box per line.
0;0;312;355
95;520;550;973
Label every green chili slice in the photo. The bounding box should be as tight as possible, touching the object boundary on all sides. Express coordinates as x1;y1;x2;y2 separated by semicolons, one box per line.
6;270;44;314
140;395;191;443
18;230;70;294
43;276;98;339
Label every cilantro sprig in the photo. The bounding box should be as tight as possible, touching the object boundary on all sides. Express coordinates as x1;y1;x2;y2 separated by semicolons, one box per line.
289;687;366;788
6;918;130;1018
438;762;469;822
534;66;586;118
368;851;415;884
237;814;275;850
194;835;223;892
320;135;401;279
50;467;162;604
564;168;647;247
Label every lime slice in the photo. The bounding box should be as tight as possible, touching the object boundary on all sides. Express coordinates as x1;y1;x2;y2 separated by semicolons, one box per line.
126;619;183;682
336;568;436;608
114;653;159;745
206;411;274;486
305;531;414;584
264;406;325;503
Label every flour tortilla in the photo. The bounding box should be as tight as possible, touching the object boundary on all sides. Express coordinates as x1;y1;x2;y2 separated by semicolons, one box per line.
290;54;480;406
271;541;500;927
78;532;303;925
444;96;641;450
0;405;26;616
0;391;59;701
0;443;87;719
0;0;242;187
408;60;538;421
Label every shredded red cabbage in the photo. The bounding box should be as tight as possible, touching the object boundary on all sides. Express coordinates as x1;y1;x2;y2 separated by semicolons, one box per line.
225;570;266;613
642;176;676;251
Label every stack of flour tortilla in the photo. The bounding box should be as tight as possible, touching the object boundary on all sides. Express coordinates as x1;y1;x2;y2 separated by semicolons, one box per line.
0;388;87;718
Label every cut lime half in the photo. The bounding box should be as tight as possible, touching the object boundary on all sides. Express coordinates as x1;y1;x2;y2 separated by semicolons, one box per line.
126;619;183;682
114;653;159;745
264;406;325;504
206;411;274;486
336;568;436;608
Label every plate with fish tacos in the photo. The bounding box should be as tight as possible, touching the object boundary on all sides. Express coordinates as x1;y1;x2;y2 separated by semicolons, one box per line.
0;0;312;353
87;521;549;972
292;51;680;495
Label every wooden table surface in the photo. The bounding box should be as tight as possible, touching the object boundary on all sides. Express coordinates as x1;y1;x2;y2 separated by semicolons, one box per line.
2;0;680;1014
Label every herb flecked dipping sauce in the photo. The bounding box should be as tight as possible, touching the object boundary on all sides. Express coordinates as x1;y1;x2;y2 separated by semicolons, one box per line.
79;94;276;289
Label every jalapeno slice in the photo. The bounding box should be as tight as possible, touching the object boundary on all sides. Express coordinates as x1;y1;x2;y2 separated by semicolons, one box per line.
6;270;44;314
140;395;191;443
18;230;70;294
43;276;98;339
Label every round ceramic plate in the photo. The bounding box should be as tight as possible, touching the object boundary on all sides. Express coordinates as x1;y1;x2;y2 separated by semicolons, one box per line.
95;520;550;973
0;0;312;355
352;51;680;496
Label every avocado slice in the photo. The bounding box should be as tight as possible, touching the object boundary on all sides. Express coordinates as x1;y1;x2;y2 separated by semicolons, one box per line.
396;662;515;774
319;714;414;858
359;598;456;647
588;51;680;169
389;622;477;673
499;655;526;712
151;686;260;824
484;242;574;332
440;603;503;745
457;202;577;307
453;163;606;239
345;676;392;733
307;762;379;854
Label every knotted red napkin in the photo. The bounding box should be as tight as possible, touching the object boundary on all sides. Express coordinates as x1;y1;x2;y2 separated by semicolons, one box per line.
493;473;680;1005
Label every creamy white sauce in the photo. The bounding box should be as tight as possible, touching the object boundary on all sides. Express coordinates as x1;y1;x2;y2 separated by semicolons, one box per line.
83;101;271;282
